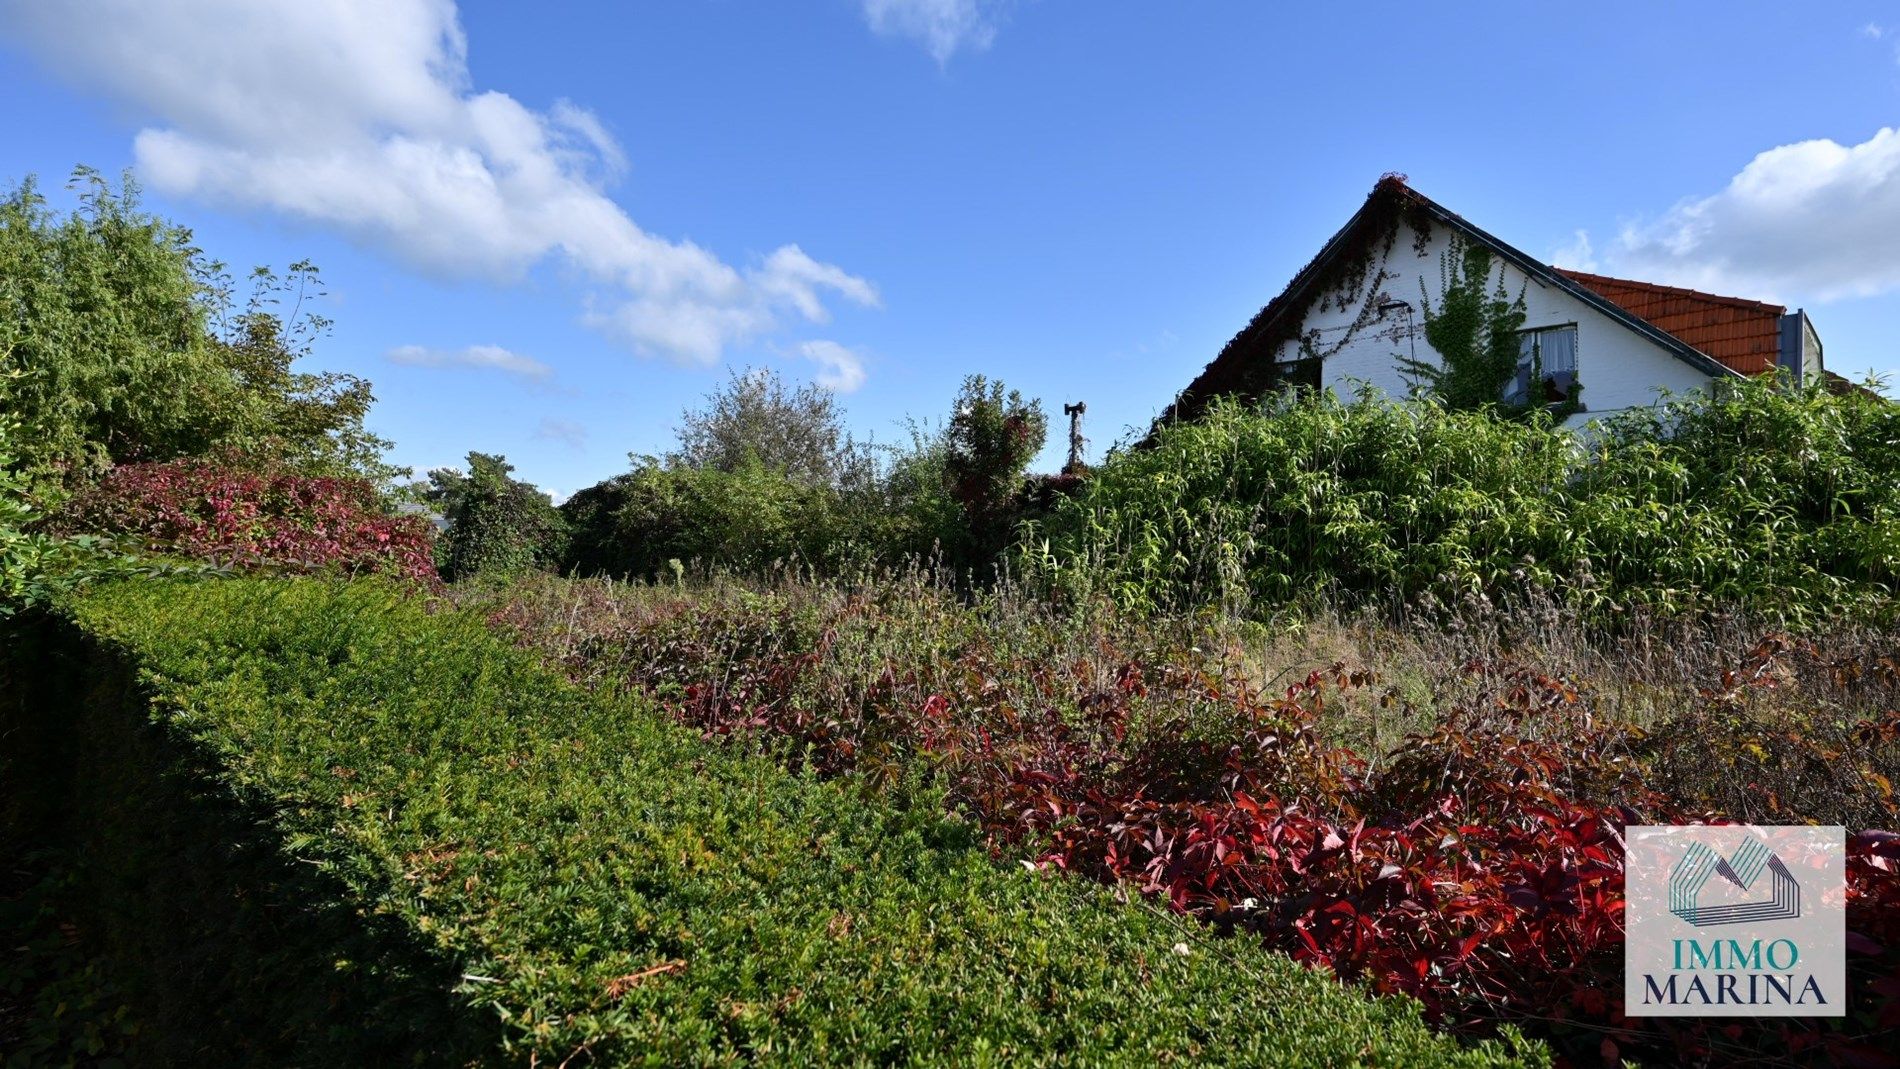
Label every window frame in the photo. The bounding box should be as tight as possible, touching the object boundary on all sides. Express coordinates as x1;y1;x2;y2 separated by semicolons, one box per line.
1507;322;1581;410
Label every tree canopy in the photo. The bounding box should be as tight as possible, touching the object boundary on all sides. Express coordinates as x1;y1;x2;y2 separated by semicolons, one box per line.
0;169;400;492
425;453;566;581
669;367;869;488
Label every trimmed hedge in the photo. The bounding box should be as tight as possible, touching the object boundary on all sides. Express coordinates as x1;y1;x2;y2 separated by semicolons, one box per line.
4;578;1540;1066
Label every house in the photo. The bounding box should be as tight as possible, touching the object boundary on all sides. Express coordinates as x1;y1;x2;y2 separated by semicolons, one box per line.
1164;175;1828;428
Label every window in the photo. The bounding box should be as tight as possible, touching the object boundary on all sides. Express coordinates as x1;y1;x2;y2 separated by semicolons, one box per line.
1506;325;1578;407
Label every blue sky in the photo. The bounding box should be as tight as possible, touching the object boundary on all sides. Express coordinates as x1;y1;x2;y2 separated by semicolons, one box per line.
5;1;1900;498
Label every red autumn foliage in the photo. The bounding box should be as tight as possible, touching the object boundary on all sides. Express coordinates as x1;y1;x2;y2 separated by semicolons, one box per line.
489;587;1900;1066
66;458;438;584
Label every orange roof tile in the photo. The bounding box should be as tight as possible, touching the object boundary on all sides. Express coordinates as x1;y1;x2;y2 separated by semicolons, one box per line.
1555;269;1784;376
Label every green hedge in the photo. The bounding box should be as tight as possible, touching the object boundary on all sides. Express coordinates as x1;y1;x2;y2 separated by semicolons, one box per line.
5;578;1539;1066
1033;381;1900;622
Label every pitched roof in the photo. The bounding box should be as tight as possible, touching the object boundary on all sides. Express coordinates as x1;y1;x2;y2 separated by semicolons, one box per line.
1555;269;1784;376
1162;178;1742;426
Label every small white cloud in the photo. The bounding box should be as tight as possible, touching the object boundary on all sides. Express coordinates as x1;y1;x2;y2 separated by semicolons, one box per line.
797;339;868;393
1550;229;1598;273
1606;126;1900;303
861;0;1001;64
532;416;588;449
547;98;627;179
4;0;878;365
1861;22;1885;39
388;343;552;380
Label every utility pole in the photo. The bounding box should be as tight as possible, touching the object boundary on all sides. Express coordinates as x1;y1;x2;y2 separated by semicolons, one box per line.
1062;401;1087;475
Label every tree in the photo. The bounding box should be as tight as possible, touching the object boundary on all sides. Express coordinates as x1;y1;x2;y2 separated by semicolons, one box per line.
0;168;401;491
198;259;405;483
943;375;1047;564
1397;239;1581;421
670;367;868;488
428;453;566;582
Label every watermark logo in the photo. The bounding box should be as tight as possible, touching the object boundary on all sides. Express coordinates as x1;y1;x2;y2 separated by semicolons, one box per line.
1667;838;1800;926
1627;825;1844;1017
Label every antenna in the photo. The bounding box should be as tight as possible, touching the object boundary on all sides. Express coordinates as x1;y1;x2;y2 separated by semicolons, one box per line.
1062;401;1087;475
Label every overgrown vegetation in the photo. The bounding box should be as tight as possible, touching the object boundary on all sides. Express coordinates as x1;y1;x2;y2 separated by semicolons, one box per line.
0;170;400;492
482;570;1900;1066
1;417;160;617
59;455;438;584
0;578;1529;1066
8;162;1900;1068
1;418;72;616
943;374;1050;564
423;452;565;581
558;369;1060;582
1034;378;1900;624
668;366;870;487
1396;239;1581;420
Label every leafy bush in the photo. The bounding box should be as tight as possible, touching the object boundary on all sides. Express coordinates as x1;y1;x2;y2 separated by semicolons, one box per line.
560;373;1062;581
945;375;1048;566
5;578;1529;1066
561;457;846;580
669;366;869;488
1571;376;1900;618
0;169;398;489
1032;392;1573;616
2;419;67;616
1036;380;1900;623
427;452;565;581
61;457;436;583
554;471;643;579
1;416;132;616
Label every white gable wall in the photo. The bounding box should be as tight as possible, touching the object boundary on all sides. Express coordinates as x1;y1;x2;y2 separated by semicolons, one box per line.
1272;220;1717;428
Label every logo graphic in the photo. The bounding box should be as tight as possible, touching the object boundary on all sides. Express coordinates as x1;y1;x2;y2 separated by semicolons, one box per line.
1667;838;1801;927
1626;825;1844;1017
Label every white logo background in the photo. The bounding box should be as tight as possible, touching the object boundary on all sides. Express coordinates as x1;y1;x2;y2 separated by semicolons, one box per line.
1626;825;1845;1017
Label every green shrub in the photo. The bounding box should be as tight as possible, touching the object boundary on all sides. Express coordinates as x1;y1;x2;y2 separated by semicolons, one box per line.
1034;380;1900;623
428;453;565;581
0;169;399;489
1;416;136;615
944;375;1048;567
1572;377;1900;618
1031;392;1573;616
7;578;1532;1065
561;458;845;580
1;419;64;615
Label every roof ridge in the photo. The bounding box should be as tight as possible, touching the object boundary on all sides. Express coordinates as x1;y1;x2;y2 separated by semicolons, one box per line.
1156;177;1742;431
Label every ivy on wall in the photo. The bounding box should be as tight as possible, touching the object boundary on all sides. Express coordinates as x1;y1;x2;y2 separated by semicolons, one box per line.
1159;177;1458;430
1399;239;1583;422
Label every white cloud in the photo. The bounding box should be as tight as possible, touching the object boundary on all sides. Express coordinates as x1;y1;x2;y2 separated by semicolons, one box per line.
388;343;551;380
1592;127;1900;303
3;0;878;364
797;339;868;393
532;416;588;449
1861;22;1886;40
1549;229;1598;273
861;0;1001;64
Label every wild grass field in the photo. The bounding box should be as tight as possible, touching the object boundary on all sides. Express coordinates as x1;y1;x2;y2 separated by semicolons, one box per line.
471;568;1900;1065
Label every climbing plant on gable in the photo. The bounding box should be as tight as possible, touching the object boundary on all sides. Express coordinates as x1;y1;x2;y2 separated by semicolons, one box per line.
1399;238;1582;421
